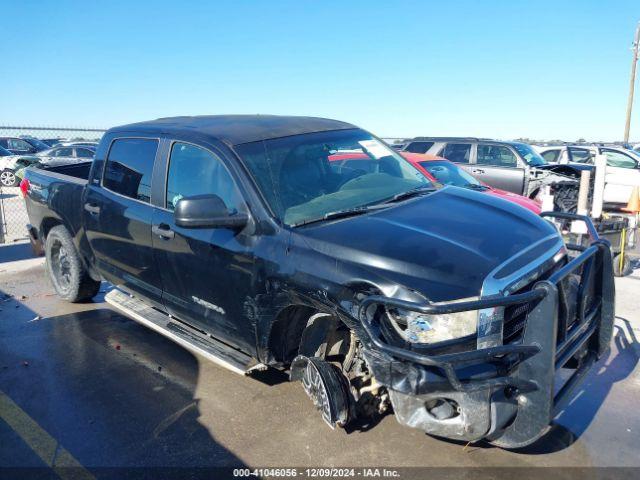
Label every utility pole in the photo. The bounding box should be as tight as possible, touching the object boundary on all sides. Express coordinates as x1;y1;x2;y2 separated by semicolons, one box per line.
623;22;640;143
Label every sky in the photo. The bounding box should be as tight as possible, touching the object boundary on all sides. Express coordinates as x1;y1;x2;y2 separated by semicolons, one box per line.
1;0;639;141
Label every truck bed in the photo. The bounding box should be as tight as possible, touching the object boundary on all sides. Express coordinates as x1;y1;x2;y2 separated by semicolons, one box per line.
23;162;93;247
35;161;93;181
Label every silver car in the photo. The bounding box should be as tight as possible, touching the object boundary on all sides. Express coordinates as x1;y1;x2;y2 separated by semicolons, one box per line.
0;145;95;187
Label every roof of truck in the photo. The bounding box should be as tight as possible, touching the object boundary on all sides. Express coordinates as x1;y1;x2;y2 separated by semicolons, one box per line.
109;115;357;146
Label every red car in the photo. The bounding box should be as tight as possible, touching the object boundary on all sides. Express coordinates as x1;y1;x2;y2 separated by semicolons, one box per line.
328;151;542;214
401;152;542;214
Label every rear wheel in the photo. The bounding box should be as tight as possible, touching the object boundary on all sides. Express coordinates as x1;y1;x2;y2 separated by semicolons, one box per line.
45;225;100;302
0;170;17;187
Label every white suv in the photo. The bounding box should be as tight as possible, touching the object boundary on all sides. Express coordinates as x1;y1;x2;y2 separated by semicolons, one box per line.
535;145;640;205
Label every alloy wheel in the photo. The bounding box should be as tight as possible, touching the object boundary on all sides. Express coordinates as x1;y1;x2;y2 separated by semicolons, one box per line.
0;171;16;187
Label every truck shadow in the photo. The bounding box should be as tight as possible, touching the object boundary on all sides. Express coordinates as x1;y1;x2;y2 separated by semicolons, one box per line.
443;317;638;454
0;297;249;474
510;316;638;454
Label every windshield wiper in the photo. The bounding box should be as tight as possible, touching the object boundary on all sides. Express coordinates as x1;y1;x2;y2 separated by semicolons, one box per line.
291;204;389;227
381;186;435;204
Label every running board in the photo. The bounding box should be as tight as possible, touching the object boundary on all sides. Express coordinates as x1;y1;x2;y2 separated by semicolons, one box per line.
105;289;264;375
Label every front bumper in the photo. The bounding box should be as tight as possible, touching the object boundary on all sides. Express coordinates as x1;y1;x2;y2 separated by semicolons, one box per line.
357;215;615;448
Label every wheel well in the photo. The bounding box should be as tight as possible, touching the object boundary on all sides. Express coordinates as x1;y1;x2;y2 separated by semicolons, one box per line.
40;218;62;240
267;304;320;364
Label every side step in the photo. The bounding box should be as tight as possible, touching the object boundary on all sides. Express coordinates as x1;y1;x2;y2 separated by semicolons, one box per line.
105;289;264;375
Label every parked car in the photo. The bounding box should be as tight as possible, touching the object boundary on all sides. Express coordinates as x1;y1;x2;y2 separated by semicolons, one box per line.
328;151;541;213
535;144;640;205
22;115;614;448
0;136;50;155
400;137;585;212
1;145;95;186
401;153;542;213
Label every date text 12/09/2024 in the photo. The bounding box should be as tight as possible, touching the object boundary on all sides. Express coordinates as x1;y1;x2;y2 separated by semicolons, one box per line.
233;468;400;477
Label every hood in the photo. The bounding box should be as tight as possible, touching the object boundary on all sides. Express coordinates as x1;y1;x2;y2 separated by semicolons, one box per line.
296;186;559;302
487;187;542;214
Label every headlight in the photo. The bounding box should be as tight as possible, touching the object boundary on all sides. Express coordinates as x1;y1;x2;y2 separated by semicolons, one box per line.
385;307;478;344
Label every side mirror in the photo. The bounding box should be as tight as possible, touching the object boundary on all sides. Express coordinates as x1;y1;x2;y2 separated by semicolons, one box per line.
174;194;248;230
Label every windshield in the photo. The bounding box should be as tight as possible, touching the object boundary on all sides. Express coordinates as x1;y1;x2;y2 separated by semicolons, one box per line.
235;129;433;226
419;160;481;187
512;143;546;166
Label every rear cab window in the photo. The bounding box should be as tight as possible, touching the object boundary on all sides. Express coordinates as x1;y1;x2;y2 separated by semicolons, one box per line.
103;138;158;203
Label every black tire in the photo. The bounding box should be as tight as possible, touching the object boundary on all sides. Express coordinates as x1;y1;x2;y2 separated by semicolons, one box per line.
45;225;100;302
552;183;578;213
1;169;18;187
613;253;633;277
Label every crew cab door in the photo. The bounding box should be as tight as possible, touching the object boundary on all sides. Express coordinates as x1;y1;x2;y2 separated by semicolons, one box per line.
83;136;165;306
473;144;526;194
151;140;256;353
600;148;640;204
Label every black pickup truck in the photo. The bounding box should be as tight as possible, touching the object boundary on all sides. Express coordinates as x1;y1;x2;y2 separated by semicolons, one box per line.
22;115;614;448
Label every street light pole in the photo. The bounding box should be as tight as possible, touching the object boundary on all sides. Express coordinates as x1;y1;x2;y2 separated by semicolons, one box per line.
623;22;640;143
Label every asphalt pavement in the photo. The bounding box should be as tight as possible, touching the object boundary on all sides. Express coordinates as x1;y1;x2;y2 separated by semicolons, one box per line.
0;241;638;478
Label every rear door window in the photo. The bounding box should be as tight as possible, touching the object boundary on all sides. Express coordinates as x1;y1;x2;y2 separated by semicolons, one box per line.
477;145;518;167
103;138;158;203
75;148;94;158
404;141;434;154
439;143;471;163
55;147;74;157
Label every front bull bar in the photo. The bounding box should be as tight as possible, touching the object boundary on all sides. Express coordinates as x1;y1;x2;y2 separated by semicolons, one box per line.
358;214;615;448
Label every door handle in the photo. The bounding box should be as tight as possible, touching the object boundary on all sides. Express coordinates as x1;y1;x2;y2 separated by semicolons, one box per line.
472;168;485;174
152;223;175;240
84;202;100;215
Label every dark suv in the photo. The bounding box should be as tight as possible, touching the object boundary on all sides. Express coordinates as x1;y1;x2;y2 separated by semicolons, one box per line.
401;137;585;211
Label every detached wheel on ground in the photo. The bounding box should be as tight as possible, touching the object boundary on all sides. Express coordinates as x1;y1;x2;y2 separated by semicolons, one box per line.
0;169;18;187
613;253;633;277
45;225;101;302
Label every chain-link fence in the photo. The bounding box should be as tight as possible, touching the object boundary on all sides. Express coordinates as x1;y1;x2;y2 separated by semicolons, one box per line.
0;126;106;243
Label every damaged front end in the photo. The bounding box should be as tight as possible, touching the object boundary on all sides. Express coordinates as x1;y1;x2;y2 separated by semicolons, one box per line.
350;214;614;448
